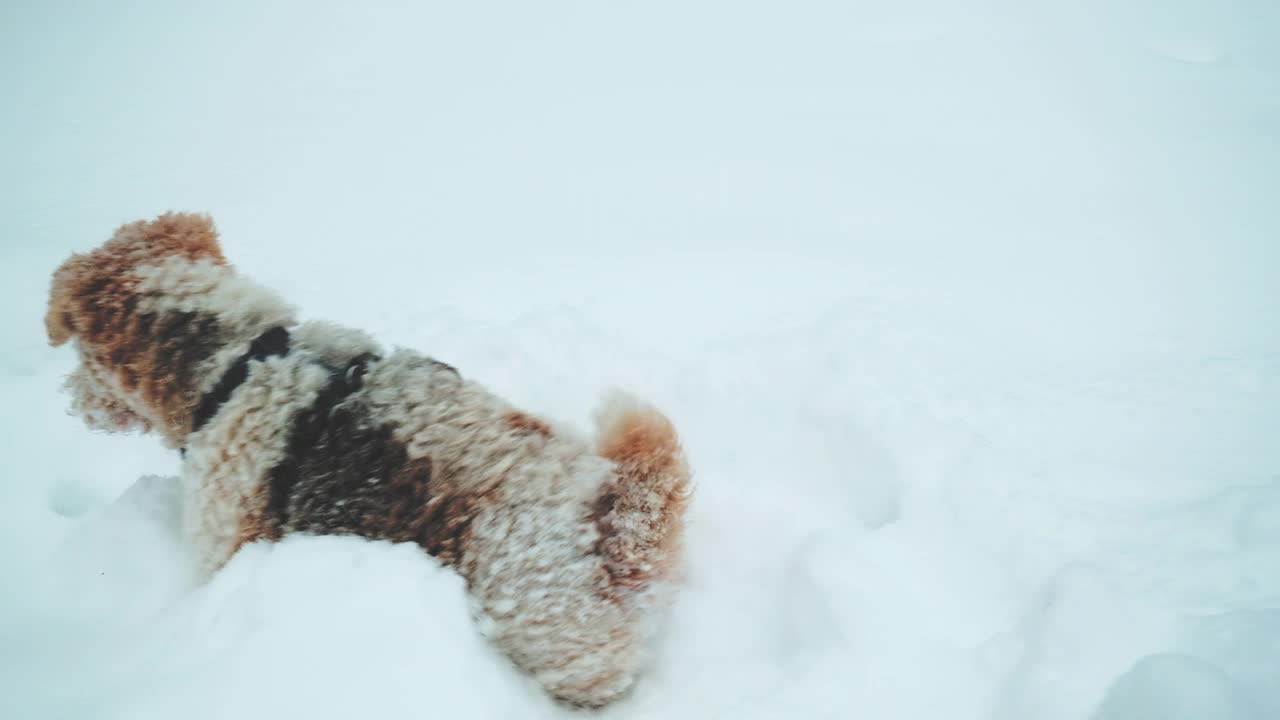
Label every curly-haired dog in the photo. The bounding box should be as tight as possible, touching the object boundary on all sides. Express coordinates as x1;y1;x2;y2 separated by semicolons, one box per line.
45;213;691;707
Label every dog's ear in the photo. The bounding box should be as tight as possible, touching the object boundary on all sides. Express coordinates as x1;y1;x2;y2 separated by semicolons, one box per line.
46;253;89;346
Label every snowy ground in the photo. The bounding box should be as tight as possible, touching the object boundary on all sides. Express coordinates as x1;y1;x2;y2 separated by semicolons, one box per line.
3;1;1278;718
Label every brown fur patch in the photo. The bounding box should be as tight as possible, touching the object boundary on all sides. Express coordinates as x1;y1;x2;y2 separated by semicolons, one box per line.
504;410;553;438
594;408;691;592
598;409;683;478
418;491;483;568
236;482;282;548
141;312;226;434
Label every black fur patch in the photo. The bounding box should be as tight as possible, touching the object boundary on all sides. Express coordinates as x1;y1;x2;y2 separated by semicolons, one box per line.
191;325;291;433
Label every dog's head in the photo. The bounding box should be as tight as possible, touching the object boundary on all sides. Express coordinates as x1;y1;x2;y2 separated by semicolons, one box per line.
47;213;225;347
46;213;227;438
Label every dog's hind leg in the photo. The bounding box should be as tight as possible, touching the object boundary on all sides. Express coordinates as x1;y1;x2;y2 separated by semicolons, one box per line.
592;393;692;597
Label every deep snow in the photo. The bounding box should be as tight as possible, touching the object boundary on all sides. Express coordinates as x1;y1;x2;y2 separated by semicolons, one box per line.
2;1;1278;718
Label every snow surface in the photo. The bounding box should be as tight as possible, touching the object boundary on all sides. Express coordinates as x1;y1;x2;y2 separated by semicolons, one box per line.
3;1;1278;718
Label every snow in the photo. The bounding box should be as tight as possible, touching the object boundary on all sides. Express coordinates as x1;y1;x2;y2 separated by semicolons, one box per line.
2;1;1278;718
1093;653;1253;720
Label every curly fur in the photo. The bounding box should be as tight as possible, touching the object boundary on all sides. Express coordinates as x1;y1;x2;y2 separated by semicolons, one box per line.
46;213;692;707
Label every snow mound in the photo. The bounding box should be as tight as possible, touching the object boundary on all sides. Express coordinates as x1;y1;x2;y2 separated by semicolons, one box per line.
1093;654;1251;720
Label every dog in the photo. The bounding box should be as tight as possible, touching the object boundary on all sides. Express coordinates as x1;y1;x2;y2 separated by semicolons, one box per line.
45;212;691;707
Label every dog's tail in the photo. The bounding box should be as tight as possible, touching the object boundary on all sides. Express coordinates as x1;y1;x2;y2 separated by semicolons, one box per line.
592;392;691;597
